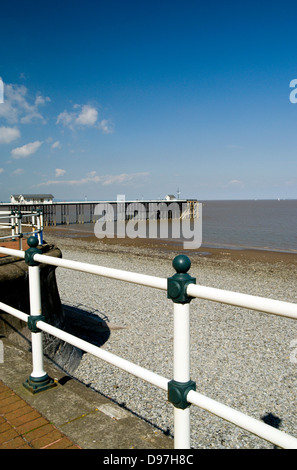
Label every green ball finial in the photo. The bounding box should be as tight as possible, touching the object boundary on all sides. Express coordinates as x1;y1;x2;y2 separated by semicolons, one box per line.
172;255;191;274
27;236;39;248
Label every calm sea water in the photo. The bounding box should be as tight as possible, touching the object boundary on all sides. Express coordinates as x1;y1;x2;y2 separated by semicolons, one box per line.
200;199;297;253
49;199;297;254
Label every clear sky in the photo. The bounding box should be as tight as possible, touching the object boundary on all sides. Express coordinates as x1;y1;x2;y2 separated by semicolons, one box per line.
0;0;297;202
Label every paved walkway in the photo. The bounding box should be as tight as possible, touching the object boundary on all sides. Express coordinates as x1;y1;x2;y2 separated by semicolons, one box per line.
0;380;80;449
0;337;173;450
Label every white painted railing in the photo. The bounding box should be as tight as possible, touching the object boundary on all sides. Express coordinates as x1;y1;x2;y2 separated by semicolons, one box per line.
0;241;297;449
0;210;44;248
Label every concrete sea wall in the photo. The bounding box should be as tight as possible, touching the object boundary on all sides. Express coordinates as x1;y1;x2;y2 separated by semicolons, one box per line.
0;243;87;374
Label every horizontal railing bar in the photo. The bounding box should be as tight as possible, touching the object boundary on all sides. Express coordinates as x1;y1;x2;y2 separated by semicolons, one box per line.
0;213;39;218
0;246;296;320
0;211;38;214
187;390;297;449
21;231;39;236
0;235;17;241
19;213;40;217
32;252;297;319
1;296;296;449
186;284;297;320
1;245;297;319
33;253;168;290
20;224;38;227
0;302;29;322
36;319;169;391
36;321;297;449
0;247;25;257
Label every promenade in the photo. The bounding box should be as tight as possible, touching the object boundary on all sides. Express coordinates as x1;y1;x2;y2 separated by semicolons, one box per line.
0;337;173;449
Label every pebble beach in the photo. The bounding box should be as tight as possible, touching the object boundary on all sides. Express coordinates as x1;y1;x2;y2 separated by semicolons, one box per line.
35;228;297;448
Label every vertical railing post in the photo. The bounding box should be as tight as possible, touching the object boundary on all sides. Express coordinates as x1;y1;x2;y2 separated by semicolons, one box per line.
38;209;44;245
10;210;16;240
31;213;36;237
167;255;196;449
36;210;40;244
23;236;56;393
17;211;22;250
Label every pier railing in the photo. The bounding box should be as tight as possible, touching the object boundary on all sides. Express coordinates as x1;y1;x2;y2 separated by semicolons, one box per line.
0;237;297;449
0;210;43;248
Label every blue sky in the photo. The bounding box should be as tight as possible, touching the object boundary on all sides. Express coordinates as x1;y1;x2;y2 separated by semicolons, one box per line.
0;0;297;202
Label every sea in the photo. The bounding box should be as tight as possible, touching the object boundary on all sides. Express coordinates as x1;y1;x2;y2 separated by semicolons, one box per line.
45;199;297;254
200;199;297;253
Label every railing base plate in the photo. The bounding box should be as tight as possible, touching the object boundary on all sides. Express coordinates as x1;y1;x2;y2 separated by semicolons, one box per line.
23;374;57;394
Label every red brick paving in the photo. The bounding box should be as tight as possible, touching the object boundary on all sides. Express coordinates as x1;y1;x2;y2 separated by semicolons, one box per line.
0;380;81;449
0;239;29;257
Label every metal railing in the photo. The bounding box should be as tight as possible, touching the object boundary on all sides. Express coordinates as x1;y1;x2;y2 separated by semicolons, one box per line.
0;210;44;248
0;238;297;449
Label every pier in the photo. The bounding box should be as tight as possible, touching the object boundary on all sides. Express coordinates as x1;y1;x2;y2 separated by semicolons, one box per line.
0;199;199;226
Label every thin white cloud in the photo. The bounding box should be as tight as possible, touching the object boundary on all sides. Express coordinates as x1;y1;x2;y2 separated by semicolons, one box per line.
220;179;245;190
102;172;149;185
0;83;50;124
12;168;24;175
37;171;101;186
229;179;243;185
56;110;75;128
35;95;50;107
0;168;4;174
0;126;20;144
55;168;66;177
98;119;114;134
11;140;43;159
51;140;61;149
36;171;149;187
